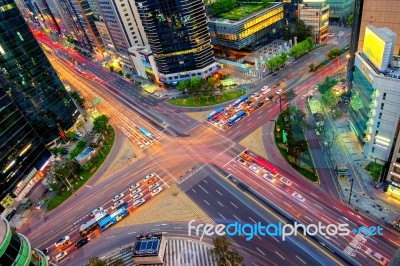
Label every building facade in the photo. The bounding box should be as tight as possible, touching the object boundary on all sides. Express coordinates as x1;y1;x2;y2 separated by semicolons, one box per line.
0;216;48;265
299;1;329;44
128;46;159;83
208;3;284;51
386;124;400;199
325;0;354;22
135;0;219;84
0;0;79;205
97;0;148;71
349;25;399;163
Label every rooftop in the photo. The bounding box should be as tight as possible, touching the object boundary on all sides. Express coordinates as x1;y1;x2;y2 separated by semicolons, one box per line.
216;3;271;21
133;235;162;257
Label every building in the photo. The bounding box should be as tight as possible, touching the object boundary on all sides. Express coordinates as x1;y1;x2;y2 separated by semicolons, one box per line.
386;118;400;199
299;0;329;44
325;0;354;22
0;216;49;265
128;46;159;83
0;0;79;207
95;21;116;56
132;234;167;265
208;2;284;51
97;0;148;71
135;0;219;85
349;25;399;163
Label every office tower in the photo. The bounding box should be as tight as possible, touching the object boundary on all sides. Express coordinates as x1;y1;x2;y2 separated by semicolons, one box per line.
325;0;354;22
349;25;399;163
86;0;102;20
299;0;329;44
0;216;49;265
0;0;78;205
97;0;148;70
135;0;219;84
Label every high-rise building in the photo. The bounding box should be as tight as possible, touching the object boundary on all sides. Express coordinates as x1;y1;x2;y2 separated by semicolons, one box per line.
97;0;148;71
0;216;49;265
349;25;399;163
325;0;354;22
135;0;219;84
0;0;78;205
299;0;329;44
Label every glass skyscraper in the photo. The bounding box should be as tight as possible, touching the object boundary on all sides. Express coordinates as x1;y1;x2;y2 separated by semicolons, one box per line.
135;0;219;84
0;0;78;206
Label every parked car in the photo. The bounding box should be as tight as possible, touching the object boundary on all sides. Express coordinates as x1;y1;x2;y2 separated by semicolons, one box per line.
75;237;90;249
292;192;305;202
89;207;103;217
130;188;141;197
129;182;141;191
111;200;124;210
55;236;70;248
133;199;145;207
112;193;124;202
55;251;68;262
132;192;144;200
148;183;160;191
151;187;163;196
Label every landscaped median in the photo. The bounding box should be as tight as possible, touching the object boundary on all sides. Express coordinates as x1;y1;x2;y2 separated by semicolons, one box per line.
169;91;245;107
273;106;318;182
47;118;115;211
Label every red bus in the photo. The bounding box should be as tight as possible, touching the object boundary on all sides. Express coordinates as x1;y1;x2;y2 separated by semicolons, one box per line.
252;157;278;176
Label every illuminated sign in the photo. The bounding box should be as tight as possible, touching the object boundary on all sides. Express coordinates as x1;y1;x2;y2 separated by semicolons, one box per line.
362;27;385;70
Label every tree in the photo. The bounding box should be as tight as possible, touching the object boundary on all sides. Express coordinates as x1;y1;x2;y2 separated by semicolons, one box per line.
327;48;341;59
118;70;123;76
108;65;114;72
176;80;189;93
321;89;339;109
84;257;124;266
279;52;288;66
211;0;238;15
70;91;85;107
347;15;354;27
93;115;110;133
125;73;131;79
308;63;315;72
286;89;297;104
318;76;338;94
65;130;77;139
280;20;312;42
266;57;278;72
210;236;243;266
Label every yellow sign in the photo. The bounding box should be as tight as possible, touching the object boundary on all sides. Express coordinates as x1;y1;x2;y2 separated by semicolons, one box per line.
363;27;385;69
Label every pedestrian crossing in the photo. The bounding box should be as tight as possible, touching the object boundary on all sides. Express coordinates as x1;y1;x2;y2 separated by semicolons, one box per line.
107;238;218;266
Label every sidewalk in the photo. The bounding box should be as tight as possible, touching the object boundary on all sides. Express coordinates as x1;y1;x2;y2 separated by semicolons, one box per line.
307;98;400;224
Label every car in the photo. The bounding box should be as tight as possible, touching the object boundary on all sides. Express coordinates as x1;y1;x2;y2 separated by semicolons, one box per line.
251;92;259;98
112;193;124;202
328;33;334;37
148;182;160;190
35;200;44;210
366;248;388;265
137;142;144;149
256;102;264;109
255;95;262;100
133;199;145;207
94;210;108;222
292;192;305;202
262;173;275;183
279;176;292;186
151;187;163;196
146;177;158;185
237;158;246;165
276;89;283;94
111;200;124;210
89;207;103;217
132;192;144;200
267;95;273;100
130;188;142;197
55;251;68;262
55;236;70;248
144;173;156;181
75;237;90;249
273;83;280;88
217;120;226;128
249;164;260;174
283;76;289;82
143;139;150;146
5;208;16;221
262;88;271;95
129;182;141;191
261;86;269;92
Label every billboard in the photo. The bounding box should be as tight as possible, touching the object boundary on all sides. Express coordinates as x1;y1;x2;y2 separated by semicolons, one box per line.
362;27;385;70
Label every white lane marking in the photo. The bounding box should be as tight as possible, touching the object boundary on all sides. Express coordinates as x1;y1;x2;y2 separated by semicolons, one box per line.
218;201;224;207
272;236;280;243
275;251;285;260
233;215;241;222
127;232;137;235
256;235;262;240
215;190;223;196
314;203;323;209
257;247;265;256
283;201;292;208
231;202;238;208
249;217;256;223
333;206;342;212
198;184;209;194
304;215;313;222
219;213;226;219
105;236;115;239
203;179;208;184
310;192;319;198
296;255;306;264
192;189;196;193
204;200;210;206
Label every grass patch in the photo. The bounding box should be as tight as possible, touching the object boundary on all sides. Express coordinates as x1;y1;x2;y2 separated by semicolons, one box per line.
274;107;318;182
365;162;383;181
47;129;115;211
218;4;267;20
69;140;87;159
169;91;245;107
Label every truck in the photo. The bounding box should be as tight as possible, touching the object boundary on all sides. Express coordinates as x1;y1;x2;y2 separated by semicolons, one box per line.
228;111;246;126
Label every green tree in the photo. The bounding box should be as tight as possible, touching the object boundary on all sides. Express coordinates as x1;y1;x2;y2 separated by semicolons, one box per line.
108;65;114;72
308;63;315;72
305;37;314;51
210;236;243;266
70;91;85;107
125;73;132;79
211;0;238;15
286;89;297;104
279;52;288;66
327;48;341;59
84;257;124;266
280;20;312;42
65;130;77;140
321;89;339;109
93;115;110;133
318;76;338;94
117;70;123;76
347;15;354;27
266;57;278;72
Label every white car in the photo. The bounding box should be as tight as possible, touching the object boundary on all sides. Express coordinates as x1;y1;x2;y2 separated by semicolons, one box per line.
55;236;70;248
148;183;160;191
137;142;144;149
261;86;269;92
129;182;141;191
292;192;305;202
262;173;275;183
262;88;271;95
151;187;163;196
143;139;150;146
276;89;283;94
130;188;141;197
366;248;388;265
55;251;68;262
279;176;292;186
132;192;143;200
111;200;124;210
254;94;262;100
144;173;156;181
94;210;108;222
328;33;334;37
89;207;103;217
249;164;260;174
112;193;124;202
133;199;145;207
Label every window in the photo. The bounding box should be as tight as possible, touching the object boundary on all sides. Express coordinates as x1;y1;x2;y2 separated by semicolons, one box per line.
379;112;382;119
375;130;379;135
372;147;375;153
381;103;384;110
377;122;380;128
383;93;386;100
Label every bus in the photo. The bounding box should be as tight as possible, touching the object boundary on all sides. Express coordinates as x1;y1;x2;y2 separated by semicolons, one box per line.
232;95;249;107
78;218;99;237
228;111;246;126
252;157;278;176
139;127;153;139
98;206;129;231
207;107;225;121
